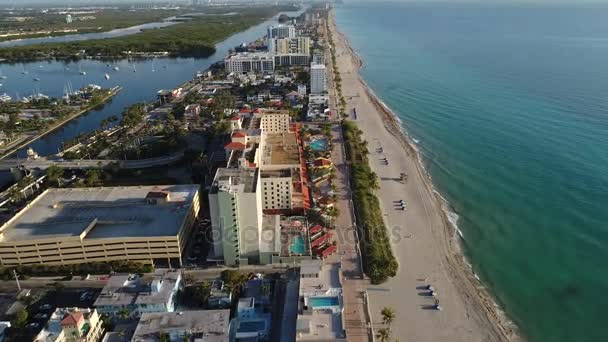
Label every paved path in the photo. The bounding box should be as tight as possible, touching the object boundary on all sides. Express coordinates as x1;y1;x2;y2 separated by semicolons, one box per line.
322;16;372;342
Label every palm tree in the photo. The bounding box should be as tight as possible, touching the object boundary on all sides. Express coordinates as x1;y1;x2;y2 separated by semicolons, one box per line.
376;327;391;342
45;165;64;187
381;306;396;327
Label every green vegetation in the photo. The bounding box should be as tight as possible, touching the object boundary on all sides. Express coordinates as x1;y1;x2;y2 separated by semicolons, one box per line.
120;103;146;128
0;6;293;62
45;165;64;186
0;9;189;42
11;308;28;329
342;120;398;284
182;282;212;309
0;260;153;280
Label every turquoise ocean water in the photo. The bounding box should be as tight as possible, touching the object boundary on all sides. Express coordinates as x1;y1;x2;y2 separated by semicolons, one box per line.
335;2;608;341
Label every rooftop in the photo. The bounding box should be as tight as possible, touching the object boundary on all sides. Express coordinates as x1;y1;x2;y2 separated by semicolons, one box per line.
297;264;344;341
132;310;230;342
211;168;258;194
0;185;199;243
93;270;180;308
261;132;300;167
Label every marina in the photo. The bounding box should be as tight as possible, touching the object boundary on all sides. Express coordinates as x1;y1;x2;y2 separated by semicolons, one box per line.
0;8;304;159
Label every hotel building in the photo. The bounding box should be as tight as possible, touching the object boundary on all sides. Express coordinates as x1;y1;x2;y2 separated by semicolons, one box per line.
267;24;296;40
225;52;275;74
310;63;327;94
269;37;310;55
208;168;263;266
0;185;199;267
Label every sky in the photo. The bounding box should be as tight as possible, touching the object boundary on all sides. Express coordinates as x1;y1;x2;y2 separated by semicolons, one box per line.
1;0;608;5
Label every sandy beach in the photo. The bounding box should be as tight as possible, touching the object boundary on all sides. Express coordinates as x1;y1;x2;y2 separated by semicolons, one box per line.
327;11;521;342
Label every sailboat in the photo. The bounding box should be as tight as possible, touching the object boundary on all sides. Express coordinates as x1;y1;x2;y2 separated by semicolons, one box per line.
151;59;156;73
0;69;7;80
132;63;137;73
21;65;28;75
79;64;86;75
104;73;110;80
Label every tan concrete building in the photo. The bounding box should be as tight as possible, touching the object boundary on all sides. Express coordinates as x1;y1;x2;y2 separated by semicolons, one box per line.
0;185;200;267
260;111;291;134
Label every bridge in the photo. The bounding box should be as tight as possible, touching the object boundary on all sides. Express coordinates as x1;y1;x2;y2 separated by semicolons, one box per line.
0;152;184;171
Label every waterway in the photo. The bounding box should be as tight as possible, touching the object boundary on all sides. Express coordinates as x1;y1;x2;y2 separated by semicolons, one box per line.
0;8;304;159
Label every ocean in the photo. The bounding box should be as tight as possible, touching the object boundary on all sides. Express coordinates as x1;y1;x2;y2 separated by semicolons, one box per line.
335;2;608;341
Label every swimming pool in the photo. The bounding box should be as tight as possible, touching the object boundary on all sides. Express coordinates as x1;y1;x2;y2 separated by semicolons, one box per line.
308;137;329;151
290;236;306;254
308;296;339;307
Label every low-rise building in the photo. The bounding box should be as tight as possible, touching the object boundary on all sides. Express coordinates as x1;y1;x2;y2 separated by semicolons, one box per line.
35;307;104;342
131;310;230;342
93;270;181;318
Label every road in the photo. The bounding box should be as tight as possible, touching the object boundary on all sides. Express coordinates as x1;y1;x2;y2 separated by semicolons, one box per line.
0;151;184;170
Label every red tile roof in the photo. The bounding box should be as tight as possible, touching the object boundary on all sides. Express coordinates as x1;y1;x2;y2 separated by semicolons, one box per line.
239;108;253;114
309;224;323;235
320;244;337;258
232;131;247;138
311;232;332;248
230;116;241;121
60;312;84;327
224;142;246;150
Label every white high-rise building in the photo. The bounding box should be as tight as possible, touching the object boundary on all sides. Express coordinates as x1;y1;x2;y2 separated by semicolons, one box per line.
65;14;73;24
208;168;263;266
267;24;296;40
225;52;275;74
310;63;327;94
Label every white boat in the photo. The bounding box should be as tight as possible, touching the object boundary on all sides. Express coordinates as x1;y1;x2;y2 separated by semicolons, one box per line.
0;93;12;102
79;65;86;75
33;77;40;81
104;73;110;80
113;66;120;71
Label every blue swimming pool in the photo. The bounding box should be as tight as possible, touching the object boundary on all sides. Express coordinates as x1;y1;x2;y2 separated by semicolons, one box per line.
308;296;339;307
290;236;306;254
308;138;329;151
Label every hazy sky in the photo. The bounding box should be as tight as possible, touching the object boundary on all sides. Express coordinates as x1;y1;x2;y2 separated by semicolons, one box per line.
1;0;608;5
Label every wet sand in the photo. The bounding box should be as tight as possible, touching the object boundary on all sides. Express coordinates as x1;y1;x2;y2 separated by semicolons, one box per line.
328;11;521;342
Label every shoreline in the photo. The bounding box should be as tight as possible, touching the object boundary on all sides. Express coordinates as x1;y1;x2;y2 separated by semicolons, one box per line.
0;86;122;160
329;11;522;341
